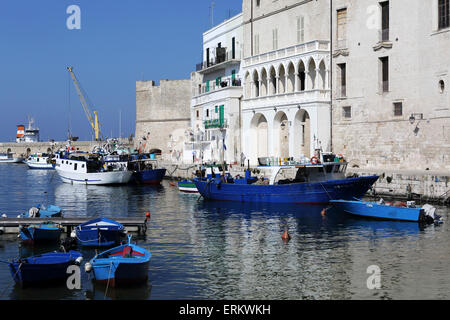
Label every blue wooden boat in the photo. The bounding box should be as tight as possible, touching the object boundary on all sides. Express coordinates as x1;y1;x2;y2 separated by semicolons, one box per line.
19;223;63;244
74;218;125;247
5;251;82;288
194;161;378;204
85;236;150;287
129;154;166;185
330;199;427;222
21;204;63;218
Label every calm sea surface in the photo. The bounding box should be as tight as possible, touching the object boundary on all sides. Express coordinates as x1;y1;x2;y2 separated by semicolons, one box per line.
0;163;449;300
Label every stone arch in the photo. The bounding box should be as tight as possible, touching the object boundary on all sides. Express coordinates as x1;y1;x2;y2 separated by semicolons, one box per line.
244;71;252;98
307;58;317;90
273;111;290;159
297;60;307;91
318;59;327;90
293;109;311;159
250;113;269;161
269;65;277;95
7;148;11;153
260;67;268;96
286;62;296;93
26;148;31;156
278;64;286;94
253;69;260;98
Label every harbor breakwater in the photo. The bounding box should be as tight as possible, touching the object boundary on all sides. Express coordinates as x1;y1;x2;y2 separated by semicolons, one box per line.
0;139;134;157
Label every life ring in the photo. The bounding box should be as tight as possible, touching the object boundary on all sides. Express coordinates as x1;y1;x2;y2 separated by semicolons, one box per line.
310;156;319;165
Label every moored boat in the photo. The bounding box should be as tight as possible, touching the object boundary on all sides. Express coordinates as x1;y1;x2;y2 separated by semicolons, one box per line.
25;153;55;170
54;151;132;185
85;236;150;287
178;179;199;193
330;199;441;223
0;152;24;163
21;204;63;218
5;251;82;288
129;155;166;185
194;155;378;204
73;217;125;247
19;222;63;245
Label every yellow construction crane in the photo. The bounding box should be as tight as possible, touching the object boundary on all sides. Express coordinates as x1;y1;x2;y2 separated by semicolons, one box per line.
67;66;103;141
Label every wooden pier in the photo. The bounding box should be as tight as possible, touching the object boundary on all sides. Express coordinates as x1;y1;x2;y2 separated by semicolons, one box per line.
0;217;149;235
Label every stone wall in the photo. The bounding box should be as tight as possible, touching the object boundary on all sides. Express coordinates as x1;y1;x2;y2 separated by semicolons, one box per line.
0;140;133;157
135;80;191;157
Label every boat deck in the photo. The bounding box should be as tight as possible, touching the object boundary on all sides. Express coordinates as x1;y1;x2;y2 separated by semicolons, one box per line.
0;217;148;235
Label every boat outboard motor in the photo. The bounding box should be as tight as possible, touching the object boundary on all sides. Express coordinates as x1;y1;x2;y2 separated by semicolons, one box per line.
28;207;40;218
422;204;443;224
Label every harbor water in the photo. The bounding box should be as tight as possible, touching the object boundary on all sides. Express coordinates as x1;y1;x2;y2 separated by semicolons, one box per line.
0;164;449;300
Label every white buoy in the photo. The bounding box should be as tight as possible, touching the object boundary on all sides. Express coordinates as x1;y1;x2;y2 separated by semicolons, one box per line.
70;230;77;238
1;214;7;218
75;257;83;265
84;262;92;273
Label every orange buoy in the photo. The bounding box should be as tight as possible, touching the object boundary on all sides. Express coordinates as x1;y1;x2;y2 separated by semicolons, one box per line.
321;209;327;216
169;182;176;187
145;212;151;222
281;230;291;242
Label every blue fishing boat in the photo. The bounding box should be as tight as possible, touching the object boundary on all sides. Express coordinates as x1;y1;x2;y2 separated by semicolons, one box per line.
129;155;166;185
73;217;125;247
4;251;82;288
19;223;63;244
21;204;63;218
330;199;439;223
194;158;378;204
85;236;151;287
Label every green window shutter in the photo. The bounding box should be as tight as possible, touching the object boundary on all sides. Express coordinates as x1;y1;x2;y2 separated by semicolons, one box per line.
206;81;209;92
219;105;224;125
232;70;236;81
215;106;218;113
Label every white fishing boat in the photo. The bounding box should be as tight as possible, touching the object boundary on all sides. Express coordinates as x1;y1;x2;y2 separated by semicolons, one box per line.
0;152;24;163
54;151;132;185
25;153;55;170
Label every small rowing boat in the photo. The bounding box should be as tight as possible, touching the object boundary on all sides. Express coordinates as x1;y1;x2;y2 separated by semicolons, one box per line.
73;217;125;247
178;179;199;193
330;199;440;223
4;251;82;288
85;236;150;287
19;222;63;245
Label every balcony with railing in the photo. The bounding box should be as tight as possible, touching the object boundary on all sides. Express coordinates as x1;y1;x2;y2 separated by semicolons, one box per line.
197;48;241;74
204;118;228;129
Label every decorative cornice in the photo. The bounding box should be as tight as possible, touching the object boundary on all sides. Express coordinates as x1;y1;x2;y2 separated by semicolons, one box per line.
373;41;393;51
333;49;350;58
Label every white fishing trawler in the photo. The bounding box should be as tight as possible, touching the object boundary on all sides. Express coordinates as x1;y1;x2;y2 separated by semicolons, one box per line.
54;151;132;185
25;153;55;170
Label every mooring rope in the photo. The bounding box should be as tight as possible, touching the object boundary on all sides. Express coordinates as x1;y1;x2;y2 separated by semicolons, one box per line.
104;261;114;299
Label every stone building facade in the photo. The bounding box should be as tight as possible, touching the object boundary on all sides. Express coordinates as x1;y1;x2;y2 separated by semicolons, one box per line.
331;0;450;171
241;0;332;165
135;80;191;159
187;13;244;164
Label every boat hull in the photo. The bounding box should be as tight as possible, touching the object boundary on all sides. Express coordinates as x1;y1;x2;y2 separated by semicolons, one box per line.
26;162;55;170
56;168;133;185
0;158;24;163
76;229;122;247
331;200;424;222
194;176;379;204
8;251;82;287
178;180;199;193
90;243;151;287
19;225;62;244
132;169;166;185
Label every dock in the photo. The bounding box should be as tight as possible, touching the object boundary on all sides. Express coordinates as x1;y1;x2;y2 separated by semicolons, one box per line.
0;217;149;235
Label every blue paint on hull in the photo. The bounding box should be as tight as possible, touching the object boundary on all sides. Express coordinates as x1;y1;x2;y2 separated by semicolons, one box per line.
194;176;379;204
132;169;166;185
330;200;424;222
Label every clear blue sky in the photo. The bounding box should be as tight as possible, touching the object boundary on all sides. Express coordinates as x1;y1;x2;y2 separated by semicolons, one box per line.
0;0;242;142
